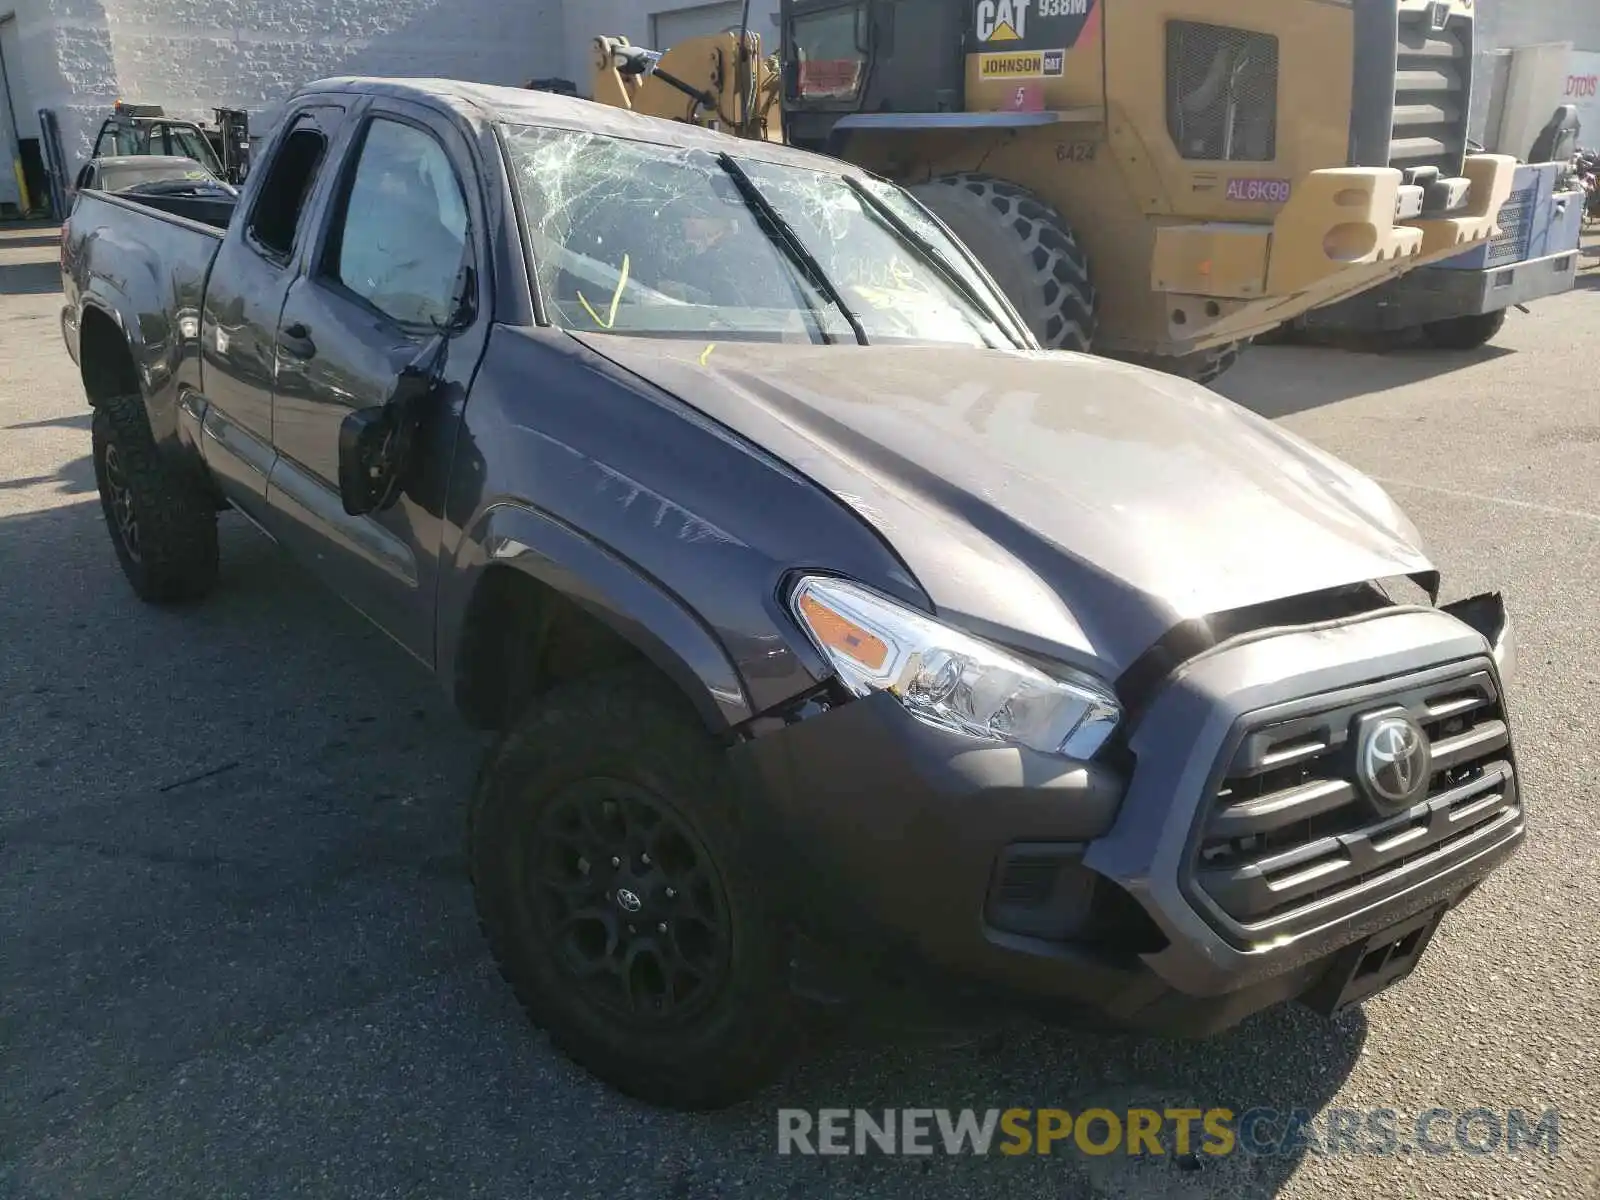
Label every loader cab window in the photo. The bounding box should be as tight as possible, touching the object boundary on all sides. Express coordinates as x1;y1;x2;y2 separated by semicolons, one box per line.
1165;21;1280;162
788;4;868;101
247;119;328;262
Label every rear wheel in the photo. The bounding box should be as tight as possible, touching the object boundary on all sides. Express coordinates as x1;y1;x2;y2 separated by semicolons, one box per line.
910;173;1098;353
91;392;219;603
469;668;795;1110
1420;309;1506;350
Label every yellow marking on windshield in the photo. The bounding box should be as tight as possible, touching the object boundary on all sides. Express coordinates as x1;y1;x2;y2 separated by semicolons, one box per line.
577;253;632;330
699;343;717;366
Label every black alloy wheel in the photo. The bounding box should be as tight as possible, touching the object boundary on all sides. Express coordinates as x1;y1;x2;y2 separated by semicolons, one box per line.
530;780;732;1026
100;441;142;564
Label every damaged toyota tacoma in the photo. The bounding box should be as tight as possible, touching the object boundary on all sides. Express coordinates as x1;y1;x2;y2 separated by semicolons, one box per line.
61;77;1525;1110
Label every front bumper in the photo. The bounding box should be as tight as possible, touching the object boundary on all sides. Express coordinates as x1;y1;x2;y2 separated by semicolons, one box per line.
1129;154;1519;356
1296;247;1580;333
737;601;1524;1034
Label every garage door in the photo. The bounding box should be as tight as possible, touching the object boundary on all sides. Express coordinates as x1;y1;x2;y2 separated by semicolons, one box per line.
651;2;749;48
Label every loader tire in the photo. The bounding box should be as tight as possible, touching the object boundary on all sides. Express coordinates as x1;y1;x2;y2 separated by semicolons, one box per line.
910;173;1098;353
1420;309;1506;351
1115;340;1249;387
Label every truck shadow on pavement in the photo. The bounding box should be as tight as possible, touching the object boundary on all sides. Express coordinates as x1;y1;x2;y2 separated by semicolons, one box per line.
0;260;66;297
0;499;1362;1200
0;449;95;494
1217;342;1513;419
7;412;93;431
0;231;63;251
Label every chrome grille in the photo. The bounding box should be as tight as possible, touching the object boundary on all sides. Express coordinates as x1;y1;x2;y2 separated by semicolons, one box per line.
1188;660;1519;941
1390;10;1470;179
1487;185;1534;267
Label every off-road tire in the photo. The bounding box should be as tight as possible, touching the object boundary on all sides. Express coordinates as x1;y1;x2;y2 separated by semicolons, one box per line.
1420;309;1506;351
468;667;795;1110
910;173;1098;352
91;392;219;603
1115;340;1249;386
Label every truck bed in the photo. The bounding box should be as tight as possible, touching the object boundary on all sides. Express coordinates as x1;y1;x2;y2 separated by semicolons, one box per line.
80;185;236;232
60;189;233;414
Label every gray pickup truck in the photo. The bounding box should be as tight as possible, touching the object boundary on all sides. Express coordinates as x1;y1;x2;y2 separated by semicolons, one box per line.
60;76;1525;1110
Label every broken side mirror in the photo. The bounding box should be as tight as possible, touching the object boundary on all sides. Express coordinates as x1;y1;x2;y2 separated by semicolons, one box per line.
336;265;473;517
337;406;396;516
337;335;449;516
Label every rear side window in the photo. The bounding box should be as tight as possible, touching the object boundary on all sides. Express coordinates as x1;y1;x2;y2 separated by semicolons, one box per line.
247;120;327;261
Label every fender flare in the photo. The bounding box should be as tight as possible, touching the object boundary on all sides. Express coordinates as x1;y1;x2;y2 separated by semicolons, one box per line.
74;236;188;446
75;289;133;372
441;501;754;734
75;283;179;432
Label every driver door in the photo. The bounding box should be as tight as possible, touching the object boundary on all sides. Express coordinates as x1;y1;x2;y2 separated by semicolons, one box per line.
266;100;490;664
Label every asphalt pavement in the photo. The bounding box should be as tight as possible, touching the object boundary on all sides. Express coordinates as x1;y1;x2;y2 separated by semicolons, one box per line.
2;222;1596;1199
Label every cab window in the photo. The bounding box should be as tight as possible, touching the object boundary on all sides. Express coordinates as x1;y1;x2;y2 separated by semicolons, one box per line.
322;118;470;328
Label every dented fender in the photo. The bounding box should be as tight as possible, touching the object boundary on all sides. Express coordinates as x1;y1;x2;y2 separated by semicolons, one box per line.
1441;591;1516;685
439;500;754;732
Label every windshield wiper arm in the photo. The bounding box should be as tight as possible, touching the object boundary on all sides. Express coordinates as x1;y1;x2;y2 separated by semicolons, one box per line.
841;175;1026;349
716;152;869;347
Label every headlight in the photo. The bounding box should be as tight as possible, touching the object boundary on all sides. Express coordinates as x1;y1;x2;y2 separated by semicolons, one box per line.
789;575;1121;759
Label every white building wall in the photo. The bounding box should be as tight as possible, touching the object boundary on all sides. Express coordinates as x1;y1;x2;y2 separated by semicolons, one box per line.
1488;0;1600;54
3;0;119;146
1472;0;1600;140
2;0;565;183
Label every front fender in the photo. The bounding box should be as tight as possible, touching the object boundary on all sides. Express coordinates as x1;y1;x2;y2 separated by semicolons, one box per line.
440;500;753;734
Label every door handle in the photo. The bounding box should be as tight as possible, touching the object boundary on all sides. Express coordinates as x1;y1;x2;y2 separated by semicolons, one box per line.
279;322;316;360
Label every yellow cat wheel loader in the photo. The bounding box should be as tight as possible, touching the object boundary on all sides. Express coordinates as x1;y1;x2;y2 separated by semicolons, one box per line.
589;0;1515;384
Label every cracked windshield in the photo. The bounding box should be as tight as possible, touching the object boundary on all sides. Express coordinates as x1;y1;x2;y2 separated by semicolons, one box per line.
500;124;1017;347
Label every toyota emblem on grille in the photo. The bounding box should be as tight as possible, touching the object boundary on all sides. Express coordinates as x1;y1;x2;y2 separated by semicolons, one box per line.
1356;713;1432;810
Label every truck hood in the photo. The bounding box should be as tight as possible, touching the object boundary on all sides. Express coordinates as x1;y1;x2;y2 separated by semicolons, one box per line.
573;336;1434;674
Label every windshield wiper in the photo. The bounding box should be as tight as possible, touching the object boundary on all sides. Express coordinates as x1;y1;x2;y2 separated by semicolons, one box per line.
716;152;869;347
841;176;1026;350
